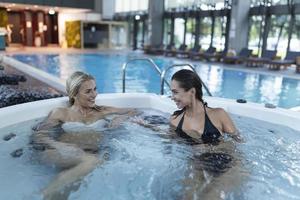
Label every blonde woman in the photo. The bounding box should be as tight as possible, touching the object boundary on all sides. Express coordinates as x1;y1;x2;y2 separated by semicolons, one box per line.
32;71;136;199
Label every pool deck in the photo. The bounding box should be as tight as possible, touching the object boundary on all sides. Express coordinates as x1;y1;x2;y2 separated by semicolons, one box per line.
2;46;300;80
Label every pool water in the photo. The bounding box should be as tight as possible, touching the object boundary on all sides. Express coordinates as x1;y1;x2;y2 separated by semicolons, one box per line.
0;109;300;200
11;53;300;109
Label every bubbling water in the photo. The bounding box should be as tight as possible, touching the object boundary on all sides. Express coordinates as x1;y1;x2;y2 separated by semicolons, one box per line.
0;109;300;200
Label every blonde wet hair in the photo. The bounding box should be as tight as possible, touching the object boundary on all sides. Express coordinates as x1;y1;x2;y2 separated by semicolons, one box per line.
66;71;95;105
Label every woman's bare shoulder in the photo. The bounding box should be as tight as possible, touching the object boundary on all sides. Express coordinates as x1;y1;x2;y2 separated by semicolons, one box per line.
48;107;69;121
209;107;227;115
169;112;182;127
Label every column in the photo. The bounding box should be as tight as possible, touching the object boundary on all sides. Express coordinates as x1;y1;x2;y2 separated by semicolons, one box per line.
228;0;251;52
148;0;164;46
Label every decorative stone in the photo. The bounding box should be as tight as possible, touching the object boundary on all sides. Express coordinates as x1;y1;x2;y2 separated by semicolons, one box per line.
265;103;276;109
3;133;16;141
10;148;23;158
0;72;26;85
236;99;247;103
0;86;63;108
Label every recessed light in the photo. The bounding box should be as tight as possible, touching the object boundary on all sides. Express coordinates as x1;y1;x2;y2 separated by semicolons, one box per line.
49;9;55;15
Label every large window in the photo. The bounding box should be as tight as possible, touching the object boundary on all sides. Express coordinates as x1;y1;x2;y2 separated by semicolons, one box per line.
111;24;128;48
199;17;212;49
163;19;172;45
115;0;149;12
251;0;289;7
267;15;290;57
165;0;229;10
186;18;195;48
290;15;300;51
212;16;227;50
174;18;185;46
248;15;263;55
271;0;288;5
165;0;196;10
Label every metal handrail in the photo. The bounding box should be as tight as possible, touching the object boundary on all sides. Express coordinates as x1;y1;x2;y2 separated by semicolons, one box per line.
160;63;212;96
122;58;171;93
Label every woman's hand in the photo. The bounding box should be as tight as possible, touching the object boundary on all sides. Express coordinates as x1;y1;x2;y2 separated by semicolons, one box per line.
107;115;128;129
131;116;148;126
229;132;245;143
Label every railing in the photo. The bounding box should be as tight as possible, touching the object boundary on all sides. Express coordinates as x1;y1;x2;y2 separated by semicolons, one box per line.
160;63;212;96
122;59;212;96
122;58;170;93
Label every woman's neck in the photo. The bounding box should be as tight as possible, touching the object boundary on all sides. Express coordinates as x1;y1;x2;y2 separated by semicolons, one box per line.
185;99;204;117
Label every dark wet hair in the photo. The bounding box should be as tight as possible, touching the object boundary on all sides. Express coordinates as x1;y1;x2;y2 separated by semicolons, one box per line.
171;69;204;102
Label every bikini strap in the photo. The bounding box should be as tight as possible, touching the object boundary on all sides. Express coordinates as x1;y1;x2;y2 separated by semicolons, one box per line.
203;102;208;114
177;112;185;129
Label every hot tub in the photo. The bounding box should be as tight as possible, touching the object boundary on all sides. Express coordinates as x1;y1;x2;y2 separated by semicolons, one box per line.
1;93;300;200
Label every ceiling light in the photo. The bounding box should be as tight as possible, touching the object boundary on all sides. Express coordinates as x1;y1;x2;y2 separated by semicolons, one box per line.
135;15;140;20
49;9;55;15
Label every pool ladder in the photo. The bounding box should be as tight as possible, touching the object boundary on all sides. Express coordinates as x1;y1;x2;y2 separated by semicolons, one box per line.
122;58;212;96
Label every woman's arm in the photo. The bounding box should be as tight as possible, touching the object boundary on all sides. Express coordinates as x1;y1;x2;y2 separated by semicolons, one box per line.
104;107;142;128
218;108;244;143
104;106;141;116
131;116;163;132
31;108;65;146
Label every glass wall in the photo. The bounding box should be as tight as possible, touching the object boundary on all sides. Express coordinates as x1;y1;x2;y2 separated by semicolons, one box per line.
163;1;231;50
165;0;229;10
111;24;128;48
199;17;212;49
136;19;148;49
266;15;290;57
271;0;288;5
186;18;195;48
163;18;172;45
165;0;196;9
115;0;149;12
248;15;263;55
289;15;300;51
248;1;300;57
212;16;227;50
251;0;289;7
174;18;185;46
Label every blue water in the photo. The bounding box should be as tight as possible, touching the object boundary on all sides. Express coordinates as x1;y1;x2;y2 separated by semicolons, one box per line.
1;111;300;199
11;53;300;108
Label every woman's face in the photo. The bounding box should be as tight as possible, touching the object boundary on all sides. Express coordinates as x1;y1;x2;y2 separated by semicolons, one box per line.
74;79;97;108
171;80;193;109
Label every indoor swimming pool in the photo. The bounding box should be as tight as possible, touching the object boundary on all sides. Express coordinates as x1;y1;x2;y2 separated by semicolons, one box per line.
11;53;300;109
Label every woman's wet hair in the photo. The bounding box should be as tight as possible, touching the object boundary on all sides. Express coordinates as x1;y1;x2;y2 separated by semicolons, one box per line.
66;71;95;105
171;69;204;102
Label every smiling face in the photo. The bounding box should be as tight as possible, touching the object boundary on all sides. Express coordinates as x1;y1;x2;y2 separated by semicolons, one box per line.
74;79;97;108
171;80;193;109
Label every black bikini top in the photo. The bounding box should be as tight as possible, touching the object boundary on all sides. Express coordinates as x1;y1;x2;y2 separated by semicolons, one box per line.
174;104;222;144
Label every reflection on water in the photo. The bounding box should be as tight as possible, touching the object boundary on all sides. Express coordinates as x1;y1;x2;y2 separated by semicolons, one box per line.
260;76;283;106
244;73;260;100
